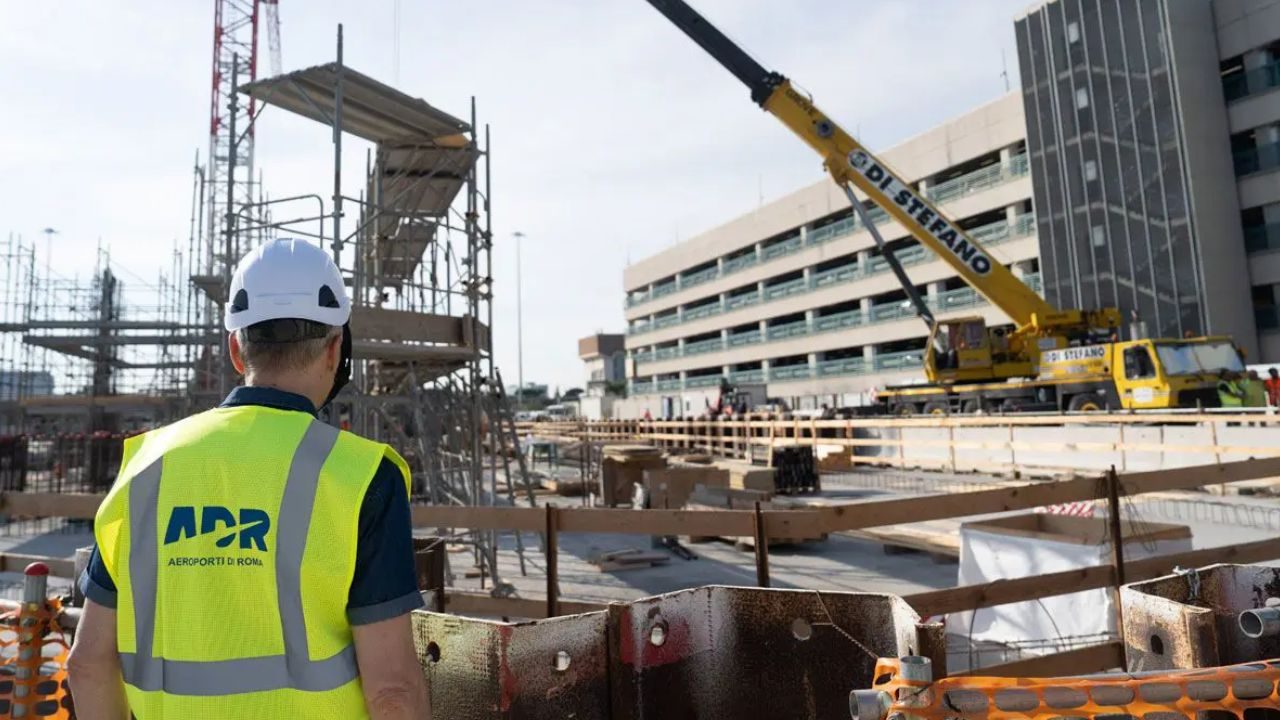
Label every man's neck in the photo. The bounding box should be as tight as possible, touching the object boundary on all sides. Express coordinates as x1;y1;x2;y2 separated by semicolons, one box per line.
245;378;322;408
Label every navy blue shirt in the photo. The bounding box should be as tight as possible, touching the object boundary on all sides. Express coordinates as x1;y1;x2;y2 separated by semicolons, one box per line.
79;386;424;625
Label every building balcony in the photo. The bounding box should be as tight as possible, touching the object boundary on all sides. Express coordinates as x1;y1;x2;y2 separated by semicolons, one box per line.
625;154;1031;309
630;349;925;396
627;213;1038;343
1245;223;1280;253
1234;141;1280;176
631;274;1040;370
1224;60;1280;104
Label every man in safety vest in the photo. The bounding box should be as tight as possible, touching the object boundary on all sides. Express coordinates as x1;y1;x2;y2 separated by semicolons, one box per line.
68;240;429;718
1217;369;1245;408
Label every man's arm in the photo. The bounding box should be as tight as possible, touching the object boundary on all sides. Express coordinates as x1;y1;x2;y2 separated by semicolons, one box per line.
353;613;429;719
66;598;129;720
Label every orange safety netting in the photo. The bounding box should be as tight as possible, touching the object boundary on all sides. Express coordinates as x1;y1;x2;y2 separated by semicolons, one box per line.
0;597;74;718
867;656;1280;720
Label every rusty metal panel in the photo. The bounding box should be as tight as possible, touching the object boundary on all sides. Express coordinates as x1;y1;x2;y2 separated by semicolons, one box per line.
413;610;610;719
606;586;939;720
1121;563;1280;670
413;586;938;720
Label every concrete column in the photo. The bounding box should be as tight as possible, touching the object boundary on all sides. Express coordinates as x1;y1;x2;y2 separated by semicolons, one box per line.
927;282;942;300
799;223;810;244
808;352;819;372
1246;48;1274;94
863;345;877;363
758;319;769;337
917;178;930;197
805;309;816;325
720;328;730;342
716;257;725;275
860;297;873;317
677;338;686;351
1006;204;1019;222
754;241;764;258
999;146;1013;164
760;359;772;376
1012;260;1034;278
802;267;813;288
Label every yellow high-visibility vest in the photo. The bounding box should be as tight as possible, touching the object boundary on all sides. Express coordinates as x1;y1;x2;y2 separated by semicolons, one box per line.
93;405;410;718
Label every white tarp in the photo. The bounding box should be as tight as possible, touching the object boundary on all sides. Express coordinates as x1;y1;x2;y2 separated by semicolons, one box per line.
947;516;1192;647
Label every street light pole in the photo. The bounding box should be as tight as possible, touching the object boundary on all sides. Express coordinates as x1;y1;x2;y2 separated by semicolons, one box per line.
513;231;525;410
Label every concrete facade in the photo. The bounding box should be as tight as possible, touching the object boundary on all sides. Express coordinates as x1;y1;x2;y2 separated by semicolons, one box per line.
623;94;1036;412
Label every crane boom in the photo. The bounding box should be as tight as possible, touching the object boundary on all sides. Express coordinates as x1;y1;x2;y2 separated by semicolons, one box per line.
645;0;1059;329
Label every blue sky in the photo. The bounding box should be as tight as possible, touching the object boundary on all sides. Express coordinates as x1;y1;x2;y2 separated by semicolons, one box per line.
0;0;1032;391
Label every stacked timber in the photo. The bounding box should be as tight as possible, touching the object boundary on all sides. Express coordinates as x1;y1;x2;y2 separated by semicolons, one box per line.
600;445;665;506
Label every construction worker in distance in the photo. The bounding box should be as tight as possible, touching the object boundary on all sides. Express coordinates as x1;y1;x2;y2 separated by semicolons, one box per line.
1267;367;1280;407
1243;369;1268;408
67;239;430;719
1217;369;1245;408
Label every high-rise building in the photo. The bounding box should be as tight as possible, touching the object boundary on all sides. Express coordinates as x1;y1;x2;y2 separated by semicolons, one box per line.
1015;0;1261;357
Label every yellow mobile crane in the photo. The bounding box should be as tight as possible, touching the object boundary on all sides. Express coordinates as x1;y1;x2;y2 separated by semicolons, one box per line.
647;0;1243;413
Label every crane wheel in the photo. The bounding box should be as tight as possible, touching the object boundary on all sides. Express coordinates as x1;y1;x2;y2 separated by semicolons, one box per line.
892;403;917;416
1068;394;1103;412
923;402;948;416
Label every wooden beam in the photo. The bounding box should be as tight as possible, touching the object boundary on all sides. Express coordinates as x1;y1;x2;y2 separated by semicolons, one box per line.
352;306;464;344
0;553;75;578
557;507;755;537
905;535;1280;618
411;505;544;532
953;641;1125;677
0;492;102;520
441;590;606;619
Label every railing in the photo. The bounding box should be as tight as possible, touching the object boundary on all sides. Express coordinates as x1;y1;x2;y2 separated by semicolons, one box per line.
728;369;765;384
682;302;723;322
817;356;867;376
1245;223;1280;253
655;379;681;392
679;266;718;290
874;350;925;371
625;155;1030;311
684;375;724;389
770;364;812;381
727;329;763;347
683;337;725;356
1223;59;1280;102
761;235;803;261
632;350;655;364
653;346;680;361
766;319;809;341
926;153;1030;205
726;291;761;310
653;314;680;330
630;321;651;335
813;309;863;332
1234;141;1280;176
721;253;759;274
627;213;1036;339
811;263;859;288
762;277;808;300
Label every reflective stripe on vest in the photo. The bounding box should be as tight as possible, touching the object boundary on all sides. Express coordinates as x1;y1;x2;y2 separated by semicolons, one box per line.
118;420;358;695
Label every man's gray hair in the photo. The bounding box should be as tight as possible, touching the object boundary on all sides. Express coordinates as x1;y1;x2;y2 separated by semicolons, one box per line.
236;323;342;376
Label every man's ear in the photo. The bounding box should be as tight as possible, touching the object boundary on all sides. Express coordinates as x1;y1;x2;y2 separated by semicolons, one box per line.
325;331;342;372
228;332;247;375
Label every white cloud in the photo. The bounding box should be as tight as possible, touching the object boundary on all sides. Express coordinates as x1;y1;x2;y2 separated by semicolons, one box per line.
0;0;1031;392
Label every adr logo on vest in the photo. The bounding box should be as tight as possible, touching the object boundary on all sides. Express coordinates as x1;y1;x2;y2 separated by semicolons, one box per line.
163;506;271;551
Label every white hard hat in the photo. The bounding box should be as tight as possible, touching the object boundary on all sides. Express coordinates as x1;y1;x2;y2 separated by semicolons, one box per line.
225;239;350;332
